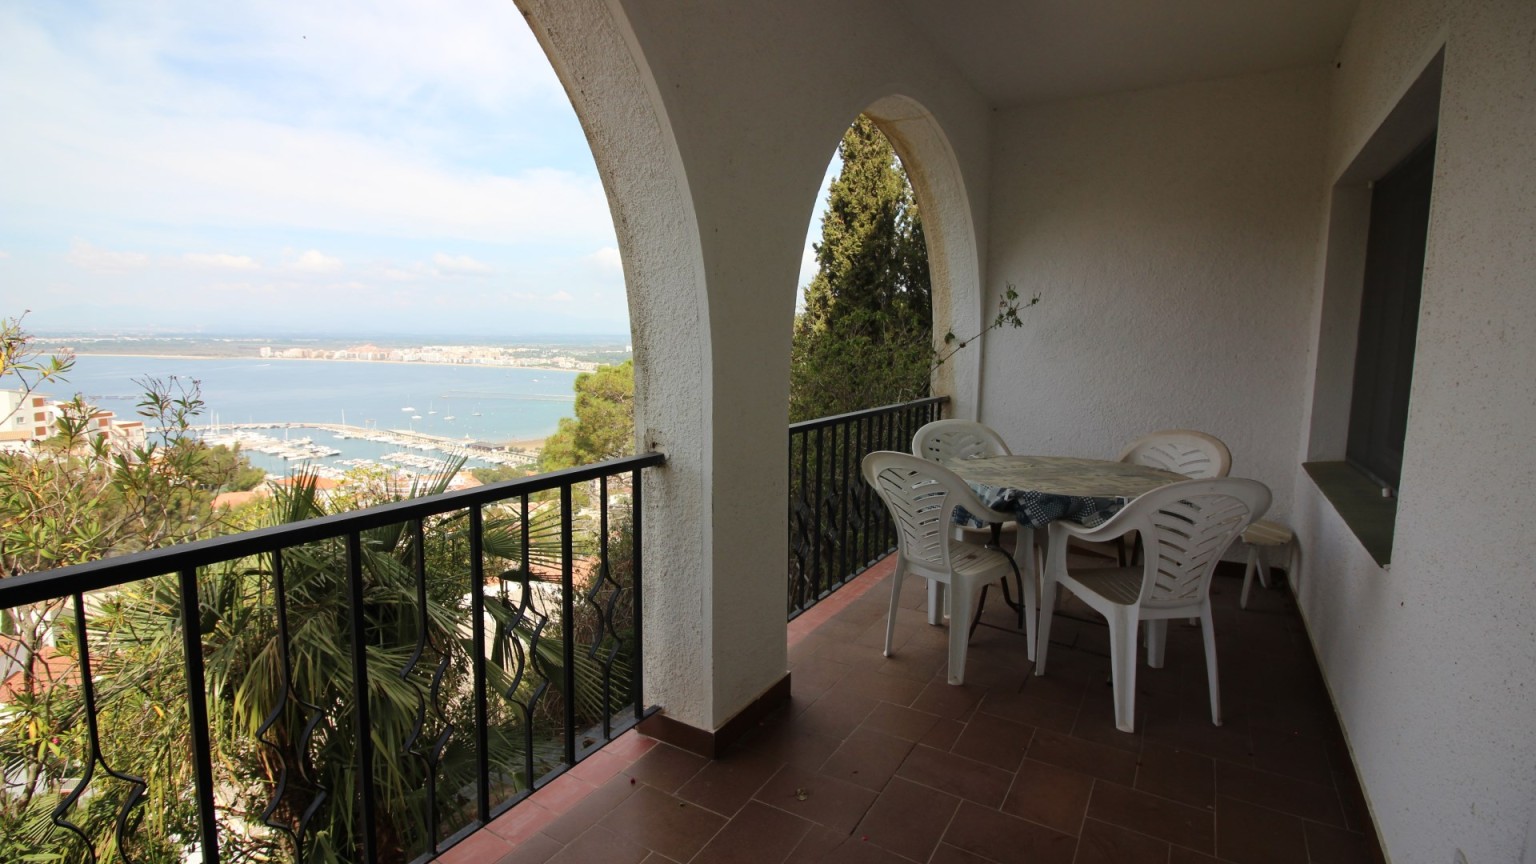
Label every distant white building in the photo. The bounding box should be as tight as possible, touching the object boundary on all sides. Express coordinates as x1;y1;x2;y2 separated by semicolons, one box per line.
0;389;145;453
0;389;59;452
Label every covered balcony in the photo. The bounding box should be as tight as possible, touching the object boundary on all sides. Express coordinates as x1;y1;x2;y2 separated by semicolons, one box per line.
5;1;1535;862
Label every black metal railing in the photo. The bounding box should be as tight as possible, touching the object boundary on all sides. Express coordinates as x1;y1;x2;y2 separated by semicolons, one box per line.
0;452;664;864
787;397;947;617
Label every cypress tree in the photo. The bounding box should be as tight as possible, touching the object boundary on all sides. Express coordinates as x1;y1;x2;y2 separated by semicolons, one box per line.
791;116;932;421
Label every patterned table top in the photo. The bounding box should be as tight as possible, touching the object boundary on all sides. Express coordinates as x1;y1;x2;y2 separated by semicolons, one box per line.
944;455;1189;528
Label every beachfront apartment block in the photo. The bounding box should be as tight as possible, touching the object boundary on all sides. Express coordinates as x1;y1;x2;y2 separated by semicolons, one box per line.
0;388;146;453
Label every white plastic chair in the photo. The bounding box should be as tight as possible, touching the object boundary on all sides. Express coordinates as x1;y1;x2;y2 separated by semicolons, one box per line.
1117;429;1232;479
912;419;1039;658
862;451;1030;684
1035;477;1271;732
1113;429;1233;568
912;419;1012;463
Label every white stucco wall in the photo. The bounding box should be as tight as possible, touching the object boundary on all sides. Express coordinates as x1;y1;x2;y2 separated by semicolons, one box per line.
524;0;994;731
616;1;993;729
1294;2;1536;862
980;66;1331;522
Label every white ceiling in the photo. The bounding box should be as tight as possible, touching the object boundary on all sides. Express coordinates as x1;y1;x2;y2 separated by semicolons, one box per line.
894;1;1361;107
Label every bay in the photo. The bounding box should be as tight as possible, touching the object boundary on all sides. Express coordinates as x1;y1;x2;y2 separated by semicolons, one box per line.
50;355;580;475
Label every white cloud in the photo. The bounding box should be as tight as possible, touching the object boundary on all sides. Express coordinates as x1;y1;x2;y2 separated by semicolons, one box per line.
0;250;10;260
288;250;342;273
589;247;623;271
183;252;258;270
432;253;492;276
548;289;574;302
67;239;149;271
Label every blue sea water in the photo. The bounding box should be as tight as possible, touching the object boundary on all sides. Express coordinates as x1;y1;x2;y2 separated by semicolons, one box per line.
50;355;579;474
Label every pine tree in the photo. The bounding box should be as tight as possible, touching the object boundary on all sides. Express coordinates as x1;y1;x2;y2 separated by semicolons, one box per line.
791;116;932;421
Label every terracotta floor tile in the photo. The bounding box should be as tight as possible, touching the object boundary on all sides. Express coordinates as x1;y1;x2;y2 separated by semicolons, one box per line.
791;656;854;702
1087;780;1215;853
1000;758;1093;836
538;774;639;845
928;843;996;864
1028;729;1139;785
743;720;845;773
487;799;559;844
1246;726;1334;786
691;800;814;864
910;679;986;721
1215;796;1309;864
437;827;514;864
919;718;966;751
599;785;729;863
1215;760;1346;827
854;776;960;862
1303;820;1375;864
494;832;564;864
949;709;1035;772
754;763;878;834
604;730;661;763
527;772;598;817
1137;741;1215;809
895;744;1013;808
820;726;916;791
825;837;921;864
444;566;1385;864
977;689;1080;734
841;664;930;705
782;824;848;863
676;748;782;817
568;747;629;786
797;688;881;742
623;742;710;793
1333;769;1374;834
545;824;649;864
1074;818;1171;864
1169;845;1223;864
861;701;944;742
941;800;1077;864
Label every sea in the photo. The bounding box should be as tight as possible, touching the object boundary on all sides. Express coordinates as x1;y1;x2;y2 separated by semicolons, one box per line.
52;355;580;476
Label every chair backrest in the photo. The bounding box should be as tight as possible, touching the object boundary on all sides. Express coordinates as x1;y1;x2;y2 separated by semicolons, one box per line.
862;450;1005;577
1117;429;1231;479
1087;477;1269;610
912;419;1012;463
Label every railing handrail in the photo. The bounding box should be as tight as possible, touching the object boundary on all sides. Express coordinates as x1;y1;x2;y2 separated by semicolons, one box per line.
0;450;666;609
788;395;948;435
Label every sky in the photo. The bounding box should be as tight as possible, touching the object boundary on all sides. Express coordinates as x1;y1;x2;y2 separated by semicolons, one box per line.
0;1;832;338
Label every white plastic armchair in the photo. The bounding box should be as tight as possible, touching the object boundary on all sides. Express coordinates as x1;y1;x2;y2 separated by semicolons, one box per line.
1117;429;1232;479
912;419;1012;463
861;451;1032;684
912;419;1037;652
1112;429;1233;568
1035;477;1270;732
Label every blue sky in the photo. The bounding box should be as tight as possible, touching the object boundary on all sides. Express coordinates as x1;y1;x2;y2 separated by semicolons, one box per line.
0;1;829;338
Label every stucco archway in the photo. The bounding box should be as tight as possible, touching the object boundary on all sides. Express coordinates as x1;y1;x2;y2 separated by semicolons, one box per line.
865;95;985;418
512;0;718;728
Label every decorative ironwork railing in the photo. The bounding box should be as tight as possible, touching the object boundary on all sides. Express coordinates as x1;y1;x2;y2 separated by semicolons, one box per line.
787;397;948;617
0;452;664;864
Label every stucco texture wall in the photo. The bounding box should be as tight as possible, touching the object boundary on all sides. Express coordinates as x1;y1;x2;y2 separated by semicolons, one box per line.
980;66;1330;522
605;0;993;729
1295;2;1536;862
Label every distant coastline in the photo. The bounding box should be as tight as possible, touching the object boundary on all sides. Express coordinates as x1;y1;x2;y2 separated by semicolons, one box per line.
62;351;590;375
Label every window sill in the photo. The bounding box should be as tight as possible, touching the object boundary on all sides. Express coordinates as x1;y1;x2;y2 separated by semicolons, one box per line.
1302;461;1395;568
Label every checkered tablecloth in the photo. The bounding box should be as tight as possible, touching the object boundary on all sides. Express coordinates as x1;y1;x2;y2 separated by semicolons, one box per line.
946;455;1188;529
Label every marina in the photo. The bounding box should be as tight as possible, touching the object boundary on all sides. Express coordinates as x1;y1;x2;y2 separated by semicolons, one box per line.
53;354;574;481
